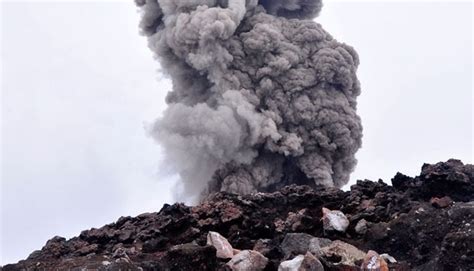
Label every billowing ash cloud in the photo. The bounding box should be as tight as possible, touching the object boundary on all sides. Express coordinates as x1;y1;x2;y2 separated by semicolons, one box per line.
135;0;363;202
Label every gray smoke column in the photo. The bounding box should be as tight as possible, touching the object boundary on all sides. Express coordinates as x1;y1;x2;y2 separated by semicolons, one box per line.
135;0;363;202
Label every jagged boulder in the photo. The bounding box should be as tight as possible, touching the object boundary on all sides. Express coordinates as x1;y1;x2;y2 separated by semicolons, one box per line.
207;231;234;259
278;252;324;271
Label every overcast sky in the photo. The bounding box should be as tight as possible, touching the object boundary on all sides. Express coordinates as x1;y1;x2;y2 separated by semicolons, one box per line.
1;0;472;265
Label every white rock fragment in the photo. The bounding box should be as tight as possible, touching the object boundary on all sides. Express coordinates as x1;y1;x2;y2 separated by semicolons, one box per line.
101;260;111;266
380;253;397;263
278;252;324;271
279;255;305;271
355;219;368;235
207;231;234;259
281;233;331;259
322;207;350;232
227;250;268;271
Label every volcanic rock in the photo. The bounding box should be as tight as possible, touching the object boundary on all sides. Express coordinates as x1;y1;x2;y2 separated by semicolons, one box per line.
322;208;350;233
278;252;324;271
380;253;397;264
281;233;331;259
430;196;453;208
159;243;218;270
253;238;281;259
392;159;473;201
320;240;366;266
207;231;234;259
355;219;368;235
227;250;268;271
2;160;473;271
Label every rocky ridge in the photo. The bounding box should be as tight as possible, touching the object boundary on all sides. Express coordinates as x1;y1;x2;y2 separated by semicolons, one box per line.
2;159;473;270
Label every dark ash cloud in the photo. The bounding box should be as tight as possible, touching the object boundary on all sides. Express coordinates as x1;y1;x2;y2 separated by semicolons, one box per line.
136;0;363;202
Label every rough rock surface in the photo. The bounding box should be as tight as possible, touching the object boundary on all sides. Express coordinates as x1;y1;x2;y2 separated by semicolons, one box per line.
321;208;350;233
279;252;324;271
207;231;235;259
227;250;268;271
2;159;473;270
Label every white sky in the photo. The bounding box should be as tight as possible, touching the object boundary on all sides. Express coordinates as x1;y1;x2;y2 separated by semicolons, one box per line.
1;0;472;265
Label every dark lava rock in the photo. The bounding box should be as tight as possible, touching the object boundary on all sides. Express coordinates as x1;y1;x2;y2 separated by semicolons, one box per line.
280;233;330;260
141;236;169;253
156;243;218;271
2;160;473;271
392;159;474;202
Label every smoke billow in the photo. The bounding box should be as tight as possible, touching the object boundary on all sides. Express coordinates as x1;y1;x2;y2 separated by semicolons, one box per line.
136;0;363;201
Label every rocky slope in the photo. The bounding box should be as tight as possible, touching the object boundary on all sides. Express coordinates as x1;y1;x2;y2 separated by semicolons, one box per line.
2;159;473;271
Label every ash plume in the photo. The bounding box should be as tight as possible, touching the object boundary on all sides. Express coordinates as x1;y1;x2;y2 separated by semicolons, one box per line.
136;0;363;202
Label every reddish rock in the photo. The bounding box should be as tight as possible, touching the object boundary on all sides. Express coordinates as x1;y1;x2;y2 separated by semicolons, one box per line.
430;196;453;208
206;231;234;259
